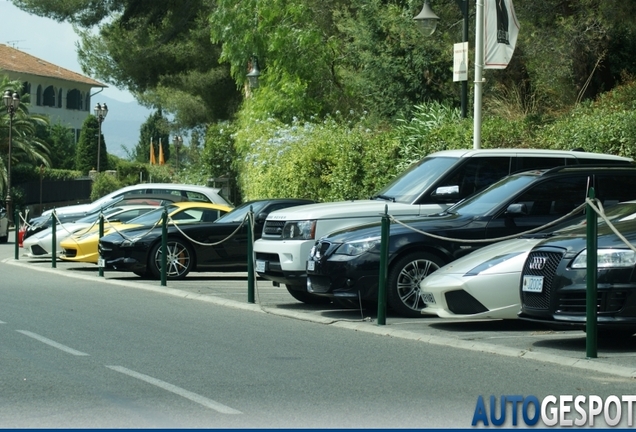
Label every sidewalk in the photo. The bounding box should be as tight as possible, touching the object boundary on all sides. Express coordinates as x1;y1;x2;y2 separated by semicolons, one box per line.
3;231;636;379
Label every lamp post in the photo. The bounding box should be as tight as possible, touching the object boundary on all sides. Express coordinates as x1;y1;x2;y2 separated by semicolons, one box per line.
3;90;20;226
93;102;108;172
414;0;483;148
414;0;468;119
173;135;182;171
247;56;261;90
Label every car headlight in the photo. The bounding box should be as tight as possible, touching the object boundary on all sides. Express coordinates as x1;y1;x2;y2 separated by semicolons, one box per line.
120;237;141;247
334;237;380;256
282;220;316;240
571;249;636;268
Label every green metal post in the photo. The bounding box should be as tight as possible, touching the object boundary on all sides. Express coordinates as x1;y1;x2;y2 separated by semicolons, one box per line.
51;211;57;268
247;206;255;303
377;205;390;325
98;213;104;277
160;206;168;287
586;187;598;358
14;208;19;260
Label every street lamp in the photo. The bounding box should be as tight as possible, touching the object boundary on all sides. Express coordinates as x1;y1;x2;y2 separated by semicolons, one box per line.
173;135;182;170
3;90;19;225
413;0;440;36
94;102;108;172
247;56;261;90
414;0;483;148
414;0;468;118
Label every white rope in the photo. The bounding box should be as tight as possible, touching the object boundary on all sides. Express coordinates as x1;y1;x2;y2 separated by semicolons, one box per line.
585;197;636;253
388;202;587;243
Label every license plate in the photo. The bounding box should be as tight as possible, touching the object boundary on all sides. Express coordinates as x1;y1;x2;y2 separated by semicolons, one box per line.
307;260;315;272
421;292;436;305
97;258;105;268
522;275;544;293
255;259;266;273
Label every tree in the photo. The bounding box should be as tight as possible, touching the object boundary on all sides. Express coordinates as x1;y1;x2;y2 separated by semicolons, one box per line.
75;115;108;174
44;124;76;169
134;110;170;165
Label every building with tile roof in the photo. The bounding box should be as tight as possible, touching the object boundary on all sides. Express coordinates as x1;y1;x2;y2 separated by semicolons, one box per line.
0;43;106;140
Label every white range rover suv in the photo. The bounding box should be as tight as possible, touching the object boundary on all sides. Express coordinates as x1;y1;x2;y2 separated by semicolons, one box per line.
253;148;634;304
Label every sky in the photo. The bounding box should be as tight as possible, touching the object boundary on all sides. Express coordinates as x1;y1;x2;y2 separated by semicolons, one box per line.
0;0;134;103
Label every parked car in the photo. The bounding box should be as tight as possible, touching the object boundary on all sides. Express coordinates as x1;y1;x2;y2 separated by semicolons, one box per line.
99;199;315;279
419;200;636;320
22;193;193;243
306;166;636;317
518;206;636;335
22;204;159;259
60;202;232;264
0;206;8;244
254;149;633;304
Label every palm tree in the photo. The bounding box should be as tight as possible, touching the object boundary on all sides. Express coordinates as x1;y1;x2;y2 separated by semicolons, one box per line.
0;76;51;203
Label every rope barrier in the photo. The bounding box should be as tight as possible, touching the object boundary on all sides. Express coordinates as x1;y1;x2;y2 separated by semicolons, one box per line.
388;202;588;243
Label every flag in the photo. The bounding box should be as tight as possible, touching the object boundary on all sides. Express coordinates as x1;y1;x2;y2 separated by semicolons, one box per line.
158;138;165;165
484;0;519;69
150;139;156;165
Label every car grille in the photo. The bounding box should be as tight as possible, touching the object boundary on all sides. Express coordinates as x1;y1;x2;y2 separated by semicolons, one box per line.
263;220;285;238
63;248;77;258
557;291;628;314
445;290;488;315
520;250;564;310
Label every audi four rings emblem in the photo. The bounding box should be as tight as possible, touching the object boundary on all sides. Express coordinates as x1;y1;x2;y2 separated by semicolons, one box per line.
529;256;547;270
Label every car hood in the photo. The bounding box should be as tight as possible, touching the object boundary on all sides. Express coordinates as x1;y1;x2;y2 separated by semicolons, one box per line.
42;203;96;217
430;237;542;276
265;200;444;221
321;212;475;243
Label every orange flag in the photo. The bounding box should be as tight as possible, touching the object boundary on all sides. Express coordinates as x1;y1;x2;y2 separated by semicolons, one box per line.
150;139;156;165
158;137;165;165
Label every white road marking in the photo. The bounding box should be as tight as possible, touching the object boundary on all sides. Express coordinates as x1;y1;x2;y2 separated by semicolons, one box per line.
16;330;89;356
105;365;242;414
0;320;6;324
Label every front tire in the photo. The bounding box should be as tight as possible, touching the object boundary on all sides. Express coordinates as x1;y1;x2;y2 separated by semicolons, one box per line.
285;284;331;305
387;252;444;318
149;238;194;280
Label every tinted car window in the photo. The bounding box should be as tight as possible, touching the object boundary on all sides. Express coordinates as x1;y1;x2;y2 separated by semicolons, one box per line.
507;176;587;217
515;157;567;172
437;157;511;199
596;175;636;204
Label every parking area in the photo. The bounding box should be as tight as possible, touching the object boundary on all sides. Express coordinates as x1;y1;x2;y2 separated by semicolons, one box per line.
3;229;636;379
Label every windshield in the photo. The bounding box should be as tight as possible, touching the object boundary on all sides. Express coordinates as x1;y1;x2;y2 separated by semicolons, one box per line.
448;175;537;216
216;201;268;223
373;156;459;204
125;205;178;226
74;206;123;224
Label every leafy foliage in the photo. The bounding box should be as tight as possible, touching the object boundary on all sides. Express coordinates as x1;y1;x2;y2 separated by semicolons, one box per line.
75;115;108;174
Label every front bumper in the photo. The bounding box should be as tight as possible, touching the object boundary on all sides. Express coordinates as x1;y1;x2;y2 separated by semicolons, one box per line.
254;238;314;286
306;253;380;301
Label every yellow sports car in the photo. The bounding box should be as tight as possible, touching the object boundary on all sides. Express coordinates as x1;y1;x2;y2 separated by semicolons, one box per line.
60;202;232;263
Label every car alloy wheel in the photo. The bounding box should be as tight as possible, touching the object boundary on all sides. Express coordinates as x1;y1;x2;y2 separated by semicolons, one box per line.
150;239;194;280
387;252;444;318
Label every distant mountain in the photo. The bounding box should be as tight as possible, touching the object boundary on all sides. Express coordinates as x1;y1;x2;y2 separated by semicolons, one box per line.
98;95;153;159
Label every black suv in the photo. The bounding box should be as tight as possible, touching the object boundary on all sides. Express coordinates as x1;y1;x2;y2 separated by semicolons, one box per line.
306;166;636;317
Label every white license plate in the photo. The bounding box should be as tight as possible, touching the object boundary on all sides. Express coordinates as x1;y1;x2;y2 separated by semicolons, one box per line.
307;260;315;272
522;275;544;293
421;292;436;305
97;258;105;268
255;259;266;273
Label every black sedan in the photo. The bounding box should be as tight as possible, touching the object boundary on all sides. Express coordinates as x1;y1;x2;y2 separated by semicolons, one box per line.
98;199;314;279
306;166;636;317
518;216;636;335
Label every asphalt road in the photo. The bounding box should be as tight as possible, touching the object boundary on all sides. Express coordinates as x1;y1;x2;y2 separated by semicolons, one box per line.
2;232;636;427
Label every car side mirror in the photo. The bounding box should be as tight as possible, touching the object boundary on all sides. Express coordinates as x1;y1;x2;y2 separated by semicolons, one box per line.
256;212;269;223
431;185;460;203
505;203;528;216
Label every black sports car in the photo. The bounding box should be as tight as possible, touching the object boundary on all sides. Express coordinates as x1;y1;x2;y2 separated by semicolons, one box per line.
519;215;636;334
98;199;314;279
306;166;636;317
